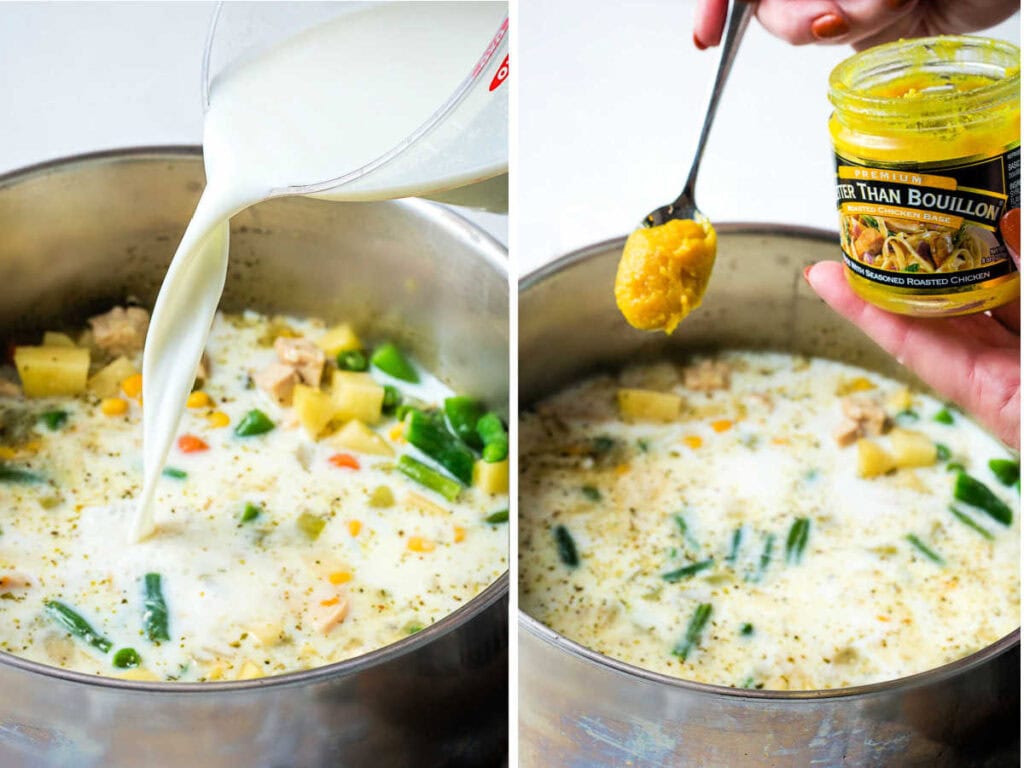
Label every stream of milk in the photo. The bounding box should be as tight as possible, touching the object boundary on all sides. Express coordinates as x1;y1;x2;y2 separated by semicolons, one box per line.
134;2;507;539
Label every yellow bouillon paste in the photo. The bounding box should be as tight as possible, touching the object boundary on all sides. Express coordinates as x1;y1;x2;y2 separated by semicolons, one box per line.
829;36;1020;316
615;218;717;333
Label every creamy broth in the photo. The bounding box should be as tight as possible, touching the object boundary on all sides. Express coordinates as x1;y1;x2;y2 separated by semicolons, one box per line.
1;312;507;680
519;352;1019;690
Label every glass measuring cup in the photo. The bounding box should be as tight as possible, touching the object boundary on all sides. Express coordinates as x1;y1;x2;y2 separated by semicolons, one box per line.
202;1;509;209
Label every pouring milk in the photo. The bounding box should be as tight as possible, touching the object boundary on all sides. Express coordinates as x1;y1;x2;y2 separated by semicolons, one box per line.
134;1;508;540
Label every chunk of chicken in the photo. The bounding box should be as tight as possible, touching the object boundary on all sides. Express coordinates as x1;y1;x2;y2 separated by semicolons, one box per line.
835;395;890;446
683;359;731;391
254;362;298;406
854;227;885;258
0;379;22;398
88;306;150;357
274;337;325;386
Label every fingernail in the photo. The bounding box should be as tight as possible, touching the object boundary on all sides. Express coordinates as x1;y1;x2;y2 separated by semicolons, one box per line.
886;0;912;8
693;32;708;51
811;13;849;40
802;264;814;284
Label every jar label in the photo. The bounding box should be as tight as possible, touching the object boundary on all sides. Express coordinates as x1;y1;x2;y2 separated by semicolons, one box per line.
834;147;1019;289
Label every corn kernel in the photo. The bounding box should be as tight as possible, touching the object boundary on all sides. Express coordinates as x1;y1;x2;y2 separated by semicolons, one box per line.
101;398;128;416
453;526;467;543
207;411;230;428
120;373;143;399
407;536;435;553
683;435;703;449
187;391;212;409
328;571;353;585
347;520;362;537
711;419;733;433
614;463;630;476
388;423;406;443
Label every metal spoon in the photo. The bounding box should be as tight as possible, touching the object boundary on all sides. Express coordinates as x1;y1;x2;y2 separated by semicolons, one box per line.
644;2;755;227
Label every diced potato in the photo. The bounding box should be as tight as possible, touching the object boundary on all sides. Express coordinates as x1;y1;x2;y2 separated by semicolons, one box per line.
889;428;937;468
235;660;264;681
14;346;90;397
332;419;393;456
404;492;449;517
317;323;362;356
835;376;875;396
474;458;509;494
331;375;384;425
87;356;139;398
249;622;285;648
293;384;335;438
617;388;682;422
42;331;76;348
114;668;161;681
857;438;897;478
887;387;914;412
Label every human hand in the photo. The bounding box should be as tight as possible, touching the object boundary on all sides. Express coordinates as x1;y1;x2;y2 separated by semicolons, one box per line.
694;0;1020;51
805;260;1020;449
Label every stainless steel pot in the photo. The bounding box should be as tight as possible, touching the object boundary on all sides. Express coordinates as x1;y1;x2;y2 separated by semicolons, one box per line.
518;227;1019;767
0;149;508;768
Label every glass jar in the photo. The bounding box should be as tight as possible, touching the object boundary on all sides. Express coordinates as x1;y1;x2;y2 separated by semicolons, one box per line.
828;36;1020;316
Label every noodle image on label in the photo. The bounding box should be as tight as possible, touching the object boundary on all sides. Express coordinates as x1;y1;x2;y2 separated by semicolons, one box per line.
835;148;1019;289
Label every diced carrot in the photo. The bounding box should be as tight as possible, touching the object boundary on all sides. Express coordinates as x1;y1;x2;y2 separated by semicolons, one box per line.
177;434;209;453
320;596;340;607
101;397;128;416
683;435;703;449
121;373;143;399
207;411;230;429
407;536;435;553
328;453;360;470
187;391;212;409
328;571;352;585
772;437;789;445
877;615;890;622
710;419;733;433
453;526;467;543
347;520;362;537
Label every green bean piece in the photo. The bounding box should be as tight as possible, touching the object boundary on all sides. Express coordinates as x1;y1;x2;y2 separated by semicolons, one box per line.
894;409;919;425
581;485;602;502
935;443;951;462
906;534;944;565
240;502;261;524
672;603;713;661
740;622;754;636
443;396;485;450
336;349;368;372
948;505;994;540
954;471;1012;526
381;385;402;414
476;413;508;463
0;463;44;483
405;410;475;485
142;573;170;642
297;512;327;541
397;455;462;502
112;648;141;669
785;518;811;564
234;409;275;437
725;527;743;564
946;461;965;473
370;343;419;383
39;410;68;431
933;409;955;425
162;467;187;480
662;558;714;582
485;509;509;524
45;600;112;653
405;623;424;635
988;459;1020;487
553;525;579;568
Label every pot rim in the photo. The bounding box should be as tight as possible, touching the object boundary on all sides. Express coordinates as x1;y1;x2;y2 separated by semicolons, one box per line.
517;226;1020;702
0;146;510;693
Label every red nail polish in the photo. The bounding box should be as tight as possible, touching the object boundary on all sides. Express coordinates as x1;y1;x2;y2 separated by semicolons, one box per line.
803;265;814;283
886;0;912;8
693;32;708;51
811;13;849;40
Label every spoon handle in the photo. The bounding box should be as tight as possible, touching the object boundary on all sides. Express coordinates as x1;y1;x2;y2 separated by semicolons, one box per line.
678;1;755;207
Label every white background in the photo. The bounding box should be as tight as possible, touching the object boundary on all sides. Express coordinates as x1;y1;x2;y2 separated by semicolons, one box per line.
518;1;1020;274
0;2;1018;268
0;1;508;244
